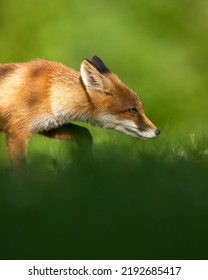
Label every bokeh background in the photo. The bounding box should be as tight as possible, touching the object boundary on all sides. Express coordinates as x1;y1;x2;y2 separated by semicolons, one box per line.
0;0;208;260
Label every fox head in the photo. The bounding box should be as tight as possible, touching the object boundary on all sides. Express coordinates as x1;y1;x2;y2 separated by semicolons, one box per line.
80;56;160;139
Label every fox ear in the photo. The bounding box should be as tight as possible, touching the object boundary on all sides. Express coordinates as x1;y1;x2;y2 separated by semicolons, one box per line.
80;59;109;92
90;55;110;74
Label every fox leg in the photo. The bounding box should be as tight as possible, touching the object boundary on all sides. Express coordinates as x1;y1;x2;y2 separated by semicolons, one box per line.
6;132;29;168
40;123;93;154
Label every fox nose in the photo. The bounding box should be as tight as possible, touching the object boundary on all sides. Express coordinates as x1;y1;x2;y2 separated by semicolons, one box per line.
155;128;160;136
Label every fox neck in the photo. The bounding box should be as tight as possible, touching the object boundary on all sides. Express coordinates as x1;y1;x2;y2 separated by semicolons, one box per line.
49;72;95;124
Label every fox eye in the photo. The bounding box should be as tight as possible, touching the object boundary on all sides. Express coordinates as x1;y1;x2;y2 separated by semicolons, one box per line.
128;108;138;115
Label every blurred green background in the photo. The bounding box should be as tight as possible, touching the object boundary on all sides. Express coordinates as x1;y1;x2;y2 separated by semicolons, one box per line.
0;0;208;260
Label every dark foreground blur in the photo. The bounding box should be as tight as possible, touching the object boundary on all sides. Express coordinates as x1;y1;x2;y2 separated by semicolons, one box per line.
0;150;208;260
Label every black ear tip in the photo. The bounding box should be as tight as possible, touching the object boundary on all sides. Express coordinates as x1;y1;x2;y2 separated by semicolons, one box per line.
91;55;103;65
92;55;101;61
90;55;110;74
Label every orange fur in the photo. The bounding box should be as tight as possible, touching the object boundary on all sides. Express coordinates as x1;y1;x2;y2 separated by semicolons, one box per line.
0;56;160;168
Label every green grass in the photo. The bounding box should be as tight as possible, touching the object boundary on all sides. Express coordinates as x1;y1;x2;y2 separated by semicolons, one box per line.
0;130;208;260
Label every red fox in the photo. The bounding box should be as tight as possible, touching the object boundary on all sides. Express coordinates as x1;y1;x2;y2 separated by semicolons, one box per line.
0;56;160;168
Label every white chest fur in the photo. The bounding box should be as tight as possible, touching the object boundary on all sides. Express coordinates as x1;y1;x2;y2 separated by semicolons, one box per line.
31;111;72;133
